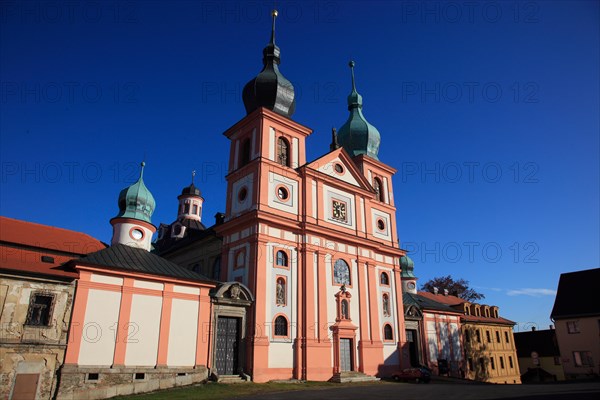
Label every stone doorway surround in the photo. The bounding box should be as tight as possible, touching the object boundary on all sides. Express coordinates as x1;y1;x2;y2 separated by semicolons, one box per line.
209;282;254;381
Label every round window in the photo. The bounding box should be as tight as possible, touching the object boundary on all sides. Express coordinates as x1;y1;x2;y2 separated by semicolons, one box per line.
334;163;344;173
131;228;144;240
277;186;289;200
238;187;247;202
377;219;385;231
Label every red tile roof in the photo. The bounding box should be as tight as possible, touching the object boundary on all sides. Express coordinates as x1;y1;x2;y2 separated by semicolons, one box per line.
0;216;105;279
417;290;515;325
417;291;466;306
0;216;105;254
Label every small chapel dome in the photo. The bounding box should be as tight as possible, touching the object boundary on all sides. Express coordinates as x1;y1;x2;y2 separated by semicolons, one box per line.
114;162;155;224
181;182;201;197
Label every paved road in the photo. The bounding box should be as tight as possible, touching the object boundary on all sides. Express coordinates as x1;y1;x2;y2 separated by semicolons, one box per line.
237;381;600;400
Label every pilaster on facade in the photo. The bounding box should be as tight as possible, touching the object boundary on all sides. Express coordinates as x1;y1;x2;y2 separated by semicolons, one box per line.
195;287;212;368
156;283;174;367
112;278;134;367
64;271;92;366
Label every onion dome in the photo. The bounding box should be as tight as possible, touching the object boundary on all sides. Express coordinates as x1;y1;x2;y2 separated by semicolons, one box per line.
337;61;381;160
400;255;416;278
114;162;155;224
242;10;296;118
181;171;201;196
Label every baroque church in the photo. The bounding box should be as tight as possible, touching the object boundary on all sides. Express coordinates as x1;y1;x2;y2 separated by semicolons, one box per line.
4;10;488;400
153;9;411;383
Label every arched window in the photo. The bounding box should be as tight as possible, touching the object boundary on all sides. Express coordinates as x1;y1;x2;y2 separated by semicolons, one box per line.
382;293;390;317
274;315;288;336
384;324;393;340
192;204;198;215
184;203;190;213
373;177;384;202
240;138;251;166
341;299;349;319
276;250;288;267
380;272;389;285
277;137;290;167
333;259;351;285
276;277;286;306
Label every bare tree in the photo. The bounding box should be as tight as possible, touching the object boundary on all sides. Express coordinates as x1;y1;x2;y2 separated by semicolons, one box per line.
420;275;485;302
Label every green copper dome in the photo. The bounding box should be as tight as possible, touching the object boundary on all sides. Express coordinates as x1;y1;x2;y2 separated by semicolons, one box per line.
400;255;416;278
114;162;155;224
337;61;381;160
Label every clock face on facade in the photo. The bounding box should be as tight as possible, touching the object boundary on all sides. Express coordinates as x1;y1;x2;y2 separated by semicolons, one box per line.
332;200;347;222
407;282;416;290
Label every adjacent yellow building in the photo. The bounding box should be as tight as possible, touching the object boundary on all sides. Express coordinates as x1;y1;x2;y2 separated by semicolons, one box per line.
460;303;521;384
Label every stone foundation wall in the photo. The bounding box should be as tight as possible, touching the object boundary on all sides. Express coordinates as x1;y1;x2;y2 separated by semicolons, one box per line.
56;366;209;400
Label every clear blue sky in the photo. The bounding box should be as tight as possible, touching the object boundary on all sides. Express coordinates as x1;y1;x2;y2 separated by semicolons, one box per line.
1;1;598;331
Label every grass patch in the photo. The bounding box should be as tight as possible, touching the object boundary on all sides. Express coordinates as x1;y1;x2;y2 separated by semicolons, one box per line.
115;380;385;400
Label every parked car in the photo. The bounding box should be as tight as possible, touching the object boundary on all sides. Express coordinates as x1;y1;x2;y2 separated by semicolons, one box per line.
391;367;431;383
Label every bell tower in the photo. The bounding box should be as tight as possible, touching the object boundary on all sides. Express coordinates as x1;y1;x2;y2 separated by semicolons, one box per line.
177;171;204;223
215;10;312;382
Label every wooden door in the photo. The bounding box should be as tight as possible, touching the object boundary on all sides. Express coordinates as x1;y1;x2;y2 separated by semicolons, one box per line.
215;317;239;375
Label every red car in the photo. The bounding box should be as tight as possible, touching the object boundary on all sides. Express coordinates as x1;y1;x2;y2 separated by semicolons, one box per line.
391;367;431;383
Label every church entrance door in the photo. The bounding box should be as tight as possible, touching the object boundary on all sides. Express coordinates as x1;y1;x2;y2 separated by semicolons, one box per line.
215;317;240;375
340;338;353;371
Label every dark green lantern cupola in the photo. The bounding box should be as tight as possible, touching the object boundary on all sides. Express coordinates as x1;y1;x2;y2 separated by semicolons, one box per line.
400;255;416;279
114;162;156;224
337;61;381;160
242;10;296;118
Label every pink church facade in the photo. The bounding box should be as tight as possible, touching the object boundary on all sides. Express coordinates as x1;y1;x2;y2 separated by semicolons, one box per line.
214;106;408;381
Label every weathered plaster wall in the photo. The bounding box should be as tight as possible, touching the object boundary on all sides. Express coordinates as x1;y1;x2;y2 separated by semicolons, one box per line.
0;275;74;400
